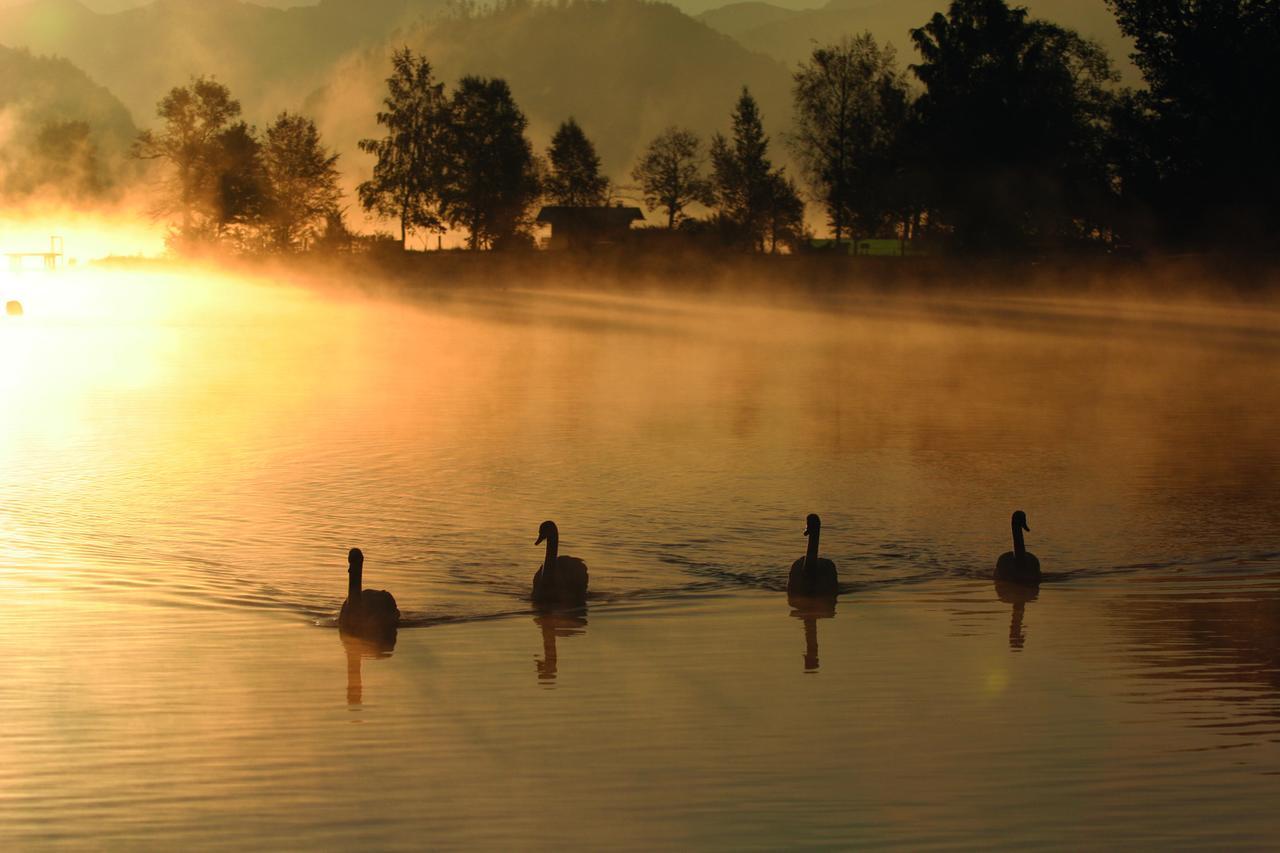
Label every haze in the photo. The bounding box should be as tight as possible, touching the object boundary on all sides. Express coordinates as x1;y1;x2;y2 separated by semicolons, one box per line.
0;0;1132;192
2;0;1278;849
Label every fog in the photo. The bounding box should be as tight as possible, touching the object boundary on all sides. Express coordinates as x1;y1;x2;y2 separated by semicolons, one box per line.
6;2;1280;848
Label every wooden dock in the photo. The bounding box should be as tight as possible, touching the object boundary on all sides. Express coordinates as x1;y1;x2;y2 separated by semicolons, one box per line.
5;236;64;272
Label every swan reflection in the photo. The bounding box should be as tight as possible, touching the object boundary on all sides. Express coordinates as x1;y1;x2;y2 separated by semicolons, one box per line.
533;608;588;683
341;630;395;709
994;578;1040;651
788;595;837;673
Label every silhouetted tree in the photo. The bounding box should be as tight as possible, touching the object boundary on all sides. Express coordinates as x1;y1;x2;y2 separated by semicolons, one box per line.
438;76;541;250
791;34;909;244
631;126;713;229
262;112;343;252
763;171;807;253
133;77;243;243
711;88;787;251
1106;0;1280;243
357;48;448;250
910;0;1117;249
313;209;356;254
212;121;267;249
1104;89;1161;246
545;118;609;206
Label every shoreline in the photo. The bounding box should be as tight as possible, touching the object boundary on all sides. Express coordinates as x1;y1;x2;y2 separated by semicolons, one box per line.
89;247;1280;302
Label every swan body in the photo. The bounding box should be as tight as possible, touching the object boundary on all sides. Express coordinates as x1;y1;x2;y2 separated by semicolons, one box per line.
532;521;588;607
338;548;399;641
787;513;839;597
788;556;839;596
995;510;1041;581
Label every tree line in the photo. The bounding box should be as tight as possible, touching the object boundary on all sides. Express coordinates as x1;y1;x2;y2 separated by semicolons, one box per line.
132;78;343;253
132;0;1280;254
354;49;807;252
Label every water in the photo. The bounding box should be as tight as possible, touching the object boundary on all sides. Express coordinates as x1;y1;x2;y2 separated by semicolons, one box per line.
1;265;1278;848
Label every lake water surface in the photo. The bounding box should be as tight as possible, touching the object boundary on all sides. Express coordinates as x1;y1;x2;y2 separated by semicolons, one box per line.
1;266;1278;848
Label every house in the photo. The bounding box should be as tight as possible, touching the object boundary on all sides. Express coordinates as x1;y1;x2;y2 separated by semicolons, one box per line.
536;205;644;250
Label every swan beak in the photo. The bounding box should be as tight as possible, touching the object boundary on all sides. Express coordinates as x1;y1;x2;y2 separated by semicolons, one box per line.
1022;522;1031;532
535;534;546;545
804;527;811;536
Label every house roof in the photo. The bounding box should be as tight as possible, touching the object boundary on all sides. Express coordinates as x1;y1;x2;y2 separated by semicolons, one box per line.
536;206;645;227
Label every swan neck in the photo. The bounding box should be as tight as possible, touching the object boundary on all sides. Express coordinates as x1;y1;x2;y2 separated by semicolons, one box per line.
805;529;820;570
804;617;819;670
1012;524;1025;559
543;534;559;576
348;564;361;601
1009;602;1026;649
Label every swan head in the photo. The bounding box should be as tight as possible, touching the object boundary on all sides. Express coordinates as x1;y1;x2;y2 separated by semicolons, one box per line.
1012;511;1030;532
536;520;558;545
348;547;364;571
805;514;821;536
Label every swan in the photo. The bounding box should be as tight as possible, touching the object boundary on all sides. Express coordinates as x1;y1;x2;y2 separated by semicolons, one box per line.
787;513;839;597
995;511;1041;580
338;547;399;640
532;521;588;607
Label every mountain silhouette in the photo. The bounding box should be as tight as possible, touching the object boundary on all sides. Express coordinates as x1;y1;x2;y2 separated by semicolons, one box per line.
0;43;138;189
698;0;1137;82
309;0;794;186
0;0;427;122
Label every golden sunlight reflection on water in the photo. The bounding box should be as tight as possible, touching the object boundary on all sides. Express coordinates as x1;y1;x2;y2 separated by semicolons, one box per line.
1;264;1279;847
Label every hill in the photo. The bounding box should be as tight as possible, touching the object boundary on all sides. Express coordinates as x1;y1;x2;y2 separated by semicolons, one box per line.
698;0;1138;82
0;43;138;197
0;0;428;124
0;0;795;191
311;0;797;190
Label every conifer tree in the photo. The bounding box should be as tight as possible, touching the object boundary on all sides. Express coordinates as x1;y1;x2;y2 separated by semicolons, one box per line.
545;118;609;207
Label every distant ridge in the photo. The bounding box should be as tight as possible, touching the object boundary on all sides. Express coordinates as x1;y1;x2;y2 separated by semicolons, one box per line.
309;0;795;185
0;0;428;122
0;44;136;155
0;0;798;188
697;0;1137;81
0;44;139;197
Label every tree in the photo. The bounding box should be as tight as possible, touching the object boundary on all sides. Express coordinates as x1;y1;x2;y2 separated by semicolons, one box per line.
910;0;1117;249
133;77;243;242
262;112;343;252
357;48;448;250
313;209;356;254
437;76;542;250
763;171;807;253
1106;0;1280;242
791;34;910;244
710;88;785;251
545;118;609;206
212;121;267;249
631;127;713;229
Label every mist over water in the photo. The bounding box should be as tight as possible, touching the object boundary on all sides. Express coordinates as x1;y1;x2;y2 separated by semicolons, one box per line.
1;265;1278;847
4;266;1276;612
